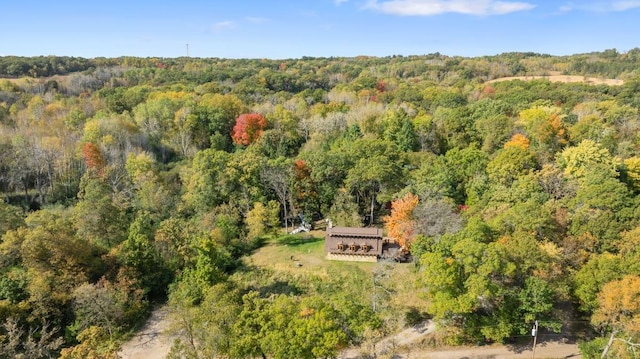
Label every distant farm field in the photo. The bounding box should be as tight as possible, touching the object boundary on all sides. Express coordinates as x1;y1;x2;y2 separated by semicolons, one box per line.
487;71;624;86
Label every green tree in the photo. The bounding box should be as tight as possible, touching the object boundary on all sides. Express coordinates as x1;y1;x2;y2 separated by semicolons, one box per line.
486;146;537;186
345;139;405;225
0;202;23;237
567;167;636;250
74;175;128;249
133;93;188;160
118;214;172;300
382;108;418;152
622;156;640;193
470;98;514;153
557;139;617;179
231;292;347;359
327;189;362;227
444;146;489;204
168;283;241;359
408;153;457;199
246;200;280;240
182;149;237;213
420;223;562;343
188;93;246;151
432;106;476;151
412;113;444;153
125;152;175;221
574;253;625;313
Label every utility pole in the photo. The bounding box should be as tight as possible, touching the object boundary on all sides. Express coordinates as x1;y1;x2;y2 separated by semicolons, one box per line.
531;320;539;359
186;43;189;57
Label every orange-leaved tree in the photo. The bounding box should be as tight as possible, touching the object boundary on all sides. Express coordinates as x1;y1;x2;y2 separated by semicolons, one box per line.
384;192;419;250
81;142;106;175
231;113;267;146
504;133;530;149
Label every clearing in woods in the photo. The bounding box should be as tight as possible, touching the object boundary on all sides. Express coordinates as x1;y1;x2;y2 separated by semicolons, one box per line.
487;71;623;86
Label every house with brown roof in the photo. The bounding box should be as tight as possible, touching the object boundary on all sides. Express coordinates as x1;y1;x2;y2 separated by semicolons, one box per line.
324;226;385;262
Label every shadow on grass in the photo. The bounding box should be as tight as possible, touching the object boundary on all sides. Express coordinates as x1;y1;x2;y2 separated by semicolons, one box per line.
232;263;304;297
275;234;323;246
256;279;304;297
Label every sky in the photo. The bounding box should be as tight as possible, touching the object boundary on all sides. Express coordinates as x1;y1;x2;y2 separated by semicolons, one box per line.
2;0;640;59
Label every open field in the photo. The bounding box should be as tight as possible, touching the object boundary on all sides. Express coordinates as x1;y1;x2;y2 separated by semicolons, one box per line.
487;71;623;86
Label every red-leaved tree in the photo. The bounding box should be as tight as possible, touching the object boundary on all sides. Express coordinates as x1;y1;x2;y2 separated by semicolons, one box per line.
231;113;267;146
81;142;106;175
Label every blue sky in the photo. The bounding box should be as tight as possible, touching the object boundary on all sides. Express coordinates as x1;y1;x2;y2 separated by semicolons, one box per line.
2;0;639;59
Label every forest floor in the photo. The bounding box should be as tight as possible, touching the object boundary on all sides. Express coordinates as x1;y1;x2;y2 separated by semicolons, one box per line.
487;71;623;86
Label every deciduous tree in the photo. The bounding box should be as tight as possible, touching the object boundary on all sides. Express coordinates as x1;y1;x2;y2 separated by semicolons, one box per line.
592;275;640;358
246;201;280;240
384;193;419;249
231;113;268;146
517;105;567;162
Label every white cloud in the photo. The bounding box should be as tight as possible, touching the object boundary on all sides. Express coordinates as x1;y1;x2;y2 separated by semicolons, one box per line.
334;0;349;5
612;1;640;11
558;1;640;13
363;0;535;16
212;21;235;32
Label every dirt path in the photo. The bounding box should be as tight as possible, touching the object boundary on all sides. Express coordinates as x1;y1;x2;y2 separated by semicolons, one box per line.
339;321;581;359
117;306;174;359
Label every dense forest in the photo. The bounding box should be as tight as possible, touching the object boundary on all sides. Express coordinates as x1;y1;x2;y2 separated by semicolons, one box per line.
1;49;640;358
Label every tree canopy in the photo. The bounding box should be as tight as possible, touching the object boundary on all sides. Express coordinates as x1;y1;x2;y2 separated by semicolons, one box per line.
0;50;639;357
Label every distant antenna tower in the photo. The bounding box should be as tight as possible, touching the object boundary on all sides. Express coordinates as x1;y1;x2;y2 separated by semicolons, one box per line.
186;43;190;57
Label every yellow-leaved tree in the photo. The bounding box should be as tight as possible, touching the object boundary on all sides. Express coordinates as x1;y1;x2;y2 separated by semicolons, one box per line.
592;275;640;358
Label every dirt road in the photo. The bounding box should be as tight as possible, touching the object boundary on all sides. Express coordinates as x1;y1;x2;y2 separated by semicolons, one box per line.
117;306;175;359
339;321;581;359
420;341;581;359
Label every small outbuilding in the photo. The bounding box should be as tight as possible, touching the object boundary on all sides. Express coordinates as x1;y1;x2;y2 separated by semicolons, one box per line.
325;226;385;262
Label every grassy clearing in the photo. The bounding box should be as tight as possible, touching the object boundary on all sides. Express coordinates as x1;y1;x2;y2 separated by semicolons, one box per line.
244;231;429;315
